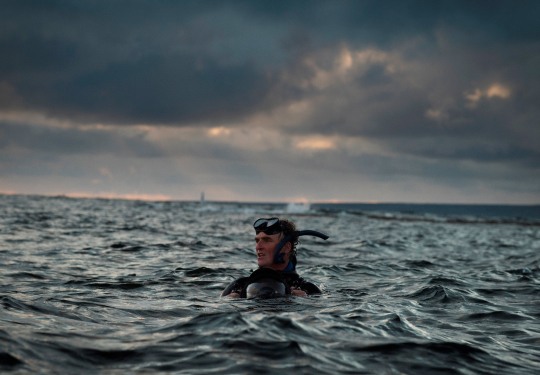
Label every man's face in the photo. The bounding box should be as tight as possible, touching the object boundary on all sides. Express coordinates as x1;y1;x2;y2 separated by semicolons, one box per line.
254;231;290;269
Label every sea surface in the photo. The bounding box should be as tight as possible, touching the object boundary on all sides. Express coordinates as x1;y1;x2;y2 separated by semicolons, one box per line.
1;195;539;374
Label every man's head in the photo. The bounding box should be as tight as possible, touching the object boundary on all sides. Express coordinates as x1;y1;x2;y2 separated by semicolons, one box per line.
253;218;298;270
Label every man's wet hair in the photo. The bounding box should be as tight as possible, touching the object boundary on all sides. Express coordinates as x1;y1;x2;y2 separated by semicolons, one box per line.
279;219;299;260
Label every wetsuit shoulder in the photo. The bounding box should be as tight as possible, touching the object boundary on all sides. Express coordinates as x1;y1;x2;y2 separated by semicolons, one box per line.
283;273;322;295
297;280;322;295
221;277;249;297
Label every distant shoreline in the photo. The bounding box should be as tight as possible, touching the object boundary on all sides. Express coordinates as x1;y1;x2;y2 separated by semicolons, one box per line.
1;192;538;208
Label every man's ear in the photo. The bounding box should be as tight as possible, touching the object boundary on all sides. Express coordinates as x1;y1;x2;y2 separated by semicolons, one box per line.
282;241;292;254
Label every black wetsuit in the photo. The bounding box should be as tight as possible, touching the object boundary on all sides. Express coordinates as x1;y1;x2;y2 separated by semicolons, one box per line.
221;268;321;298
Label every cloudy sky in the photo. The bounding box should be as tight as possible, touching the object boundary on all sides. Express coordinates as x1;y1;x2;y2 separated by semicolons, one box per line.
1;1;539;204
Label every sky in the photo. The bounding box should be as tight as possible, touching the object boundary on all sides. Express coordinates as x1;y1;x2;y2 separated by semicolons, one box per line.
1;0;539;204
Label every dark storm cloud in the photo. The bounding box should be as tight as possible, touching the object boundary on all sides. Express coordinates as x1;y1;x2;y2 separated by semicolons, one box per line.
0;0;289;124
2;0;538;126
41;54;272;124
0;121;162;158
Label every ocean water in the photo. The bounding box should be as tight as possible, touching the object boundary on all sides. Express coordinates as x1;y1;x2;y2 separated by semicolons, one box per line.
1;195;539;374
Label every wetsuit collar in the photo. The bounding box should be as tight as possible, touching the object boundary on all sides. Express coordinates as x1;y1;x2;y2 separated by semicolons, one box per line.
283;261;295;273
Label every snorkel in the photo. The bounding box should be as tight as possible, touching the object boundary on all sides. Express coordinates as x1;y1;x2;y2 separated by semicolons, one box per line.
272;230;329;265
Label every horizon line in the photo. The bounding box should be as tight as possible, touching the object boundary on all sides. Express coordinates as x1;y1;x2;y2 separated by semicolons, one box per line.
0;192;538;207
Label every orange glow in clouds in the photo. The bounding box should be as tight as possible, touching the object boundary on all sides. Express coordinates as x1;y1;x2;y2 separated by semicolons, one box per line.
296;138;335;150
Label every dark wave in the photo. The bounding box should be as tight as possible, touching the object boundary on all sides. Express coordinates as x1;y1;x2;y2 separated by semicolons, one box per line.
0;352;23;368
316;203;540;227
464;310;532;321
406;285;452;303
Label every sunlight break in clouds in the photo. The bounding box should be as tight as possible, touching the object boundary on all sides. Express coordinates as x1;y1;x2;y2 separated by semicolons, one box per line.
425;108;449;121
466;83;511;107
295;137;335;151
304;46;396;90
207;127;232;137
486;83;511;99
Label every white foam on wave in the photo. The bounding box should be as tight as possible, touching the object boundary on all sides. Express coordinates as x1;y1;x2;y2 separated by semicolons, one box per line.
286;201;311;213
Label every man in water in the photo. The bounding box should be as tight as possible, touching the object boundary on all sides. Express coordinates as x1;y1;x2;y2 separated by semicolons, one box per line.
221;217;322;298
